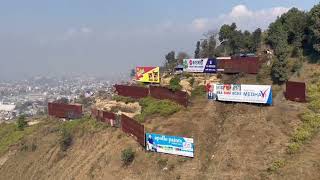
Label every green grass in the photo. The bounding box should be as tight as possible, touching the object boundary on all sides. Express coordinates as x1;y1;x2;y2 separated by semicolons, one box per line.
112;95;137;104
286;80;320;154
134;97;181;123
58;115;109;151
0;123;38;155
191;85;206;97
59;115;108;136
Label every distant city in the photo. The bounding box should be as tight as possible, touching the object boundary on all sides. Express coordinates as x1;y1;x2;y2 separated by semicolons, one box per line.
0;76;116;122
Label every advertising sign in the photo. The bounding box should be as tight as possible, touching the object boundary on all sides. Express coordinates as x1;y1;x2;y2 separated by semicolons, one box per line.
183;58;217;73
136;67;160;83
207;84;273;105
146;133;194;157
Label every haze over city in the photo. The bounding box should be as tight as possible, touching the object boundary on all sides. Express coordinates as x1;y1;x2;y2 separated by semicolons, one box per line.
0;0;317;80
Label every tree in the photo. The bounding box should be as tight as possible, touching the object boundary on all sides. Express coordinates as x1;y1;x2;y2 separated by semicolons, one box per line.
267;19;290;84
309;3;320;56
271;57;289;84
252;28;262;52
194;41;201;58
130;69;135;78
207;35;217;58
17;115;27;131
176;52;190;65
242;30;253;53
281;8;308;47
164;51;176;71
200;39;208;58
267;20;289;57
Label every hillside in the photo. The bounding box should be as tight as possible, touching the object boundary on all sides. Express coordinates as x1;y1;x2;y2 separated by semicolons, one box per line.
0;62;319;180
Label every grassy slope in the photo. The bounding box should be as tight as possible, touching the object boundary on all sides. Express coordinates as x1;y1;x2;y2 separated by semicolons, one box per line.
1;64;320;179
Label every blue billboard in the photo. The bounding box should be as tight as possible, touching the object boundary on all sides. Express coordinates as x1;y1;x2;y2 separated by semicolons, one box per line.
146;133;194;157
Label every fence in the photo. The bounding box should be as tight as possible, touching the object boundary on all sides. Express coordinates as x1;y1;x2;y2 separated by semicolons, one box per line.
149;86;188;107
114;85;189;107
91;108;118;127
48;102;83;119
285;81;306;102
121;114;145;147
114;85;149;99
218;57;261;74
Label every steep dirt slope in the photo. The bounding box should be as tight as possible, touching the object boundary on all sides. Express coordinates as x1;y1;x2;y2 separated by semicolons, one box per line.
1;63;319;179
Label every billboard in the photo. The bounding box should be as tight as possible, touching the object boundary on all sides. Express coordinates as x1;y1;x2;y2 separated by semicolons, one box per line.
207;84;272;105
183;58;217;73
146;133;194;157
136;67;160;83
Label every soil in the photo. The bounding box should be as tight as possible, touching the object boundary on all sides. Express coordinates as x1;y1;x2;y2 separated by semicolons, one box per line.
0;63;319;180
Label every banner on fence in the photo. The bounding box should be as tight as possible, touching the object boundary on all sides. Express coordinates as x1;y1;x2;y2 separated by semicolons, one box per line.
136;67;160;83
183;58;217;73
146;133;194;157
207;84;272;105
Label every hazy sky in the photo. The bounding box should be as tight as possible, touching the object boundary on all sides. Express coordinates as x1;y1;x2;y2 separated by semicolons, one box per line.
0;0;318;80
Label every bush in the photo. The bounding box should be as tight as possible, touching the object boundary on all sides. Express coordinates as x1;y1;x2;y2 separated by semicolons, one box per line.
182;72;192;78
59;128;73;151
157;157;168;168
191;85;206;97
112;95;137;104
188;78;195;87
17;115;28;131
169;76;182;91
267;159;286;172
135;97;181;123
287;142;301;154
121;147;135;165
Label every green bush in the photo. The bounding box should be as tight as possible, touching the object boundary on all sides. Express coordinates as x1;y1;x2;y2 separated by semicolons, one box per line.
191;85;206;97
135;97;181;123
182;72;192;78
112;95;137;104
17;115;28;131
287;142;301;154
59;128;73;151
157;157;168;168
121;147;135;165
188;77;195;87
169;76;182;91
267;159;286;172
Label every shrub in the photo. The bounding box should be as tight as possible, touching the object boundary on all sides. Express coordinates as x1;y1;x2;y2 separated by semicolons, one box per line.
121;147;135;165
135;97;181;123
191;85;206;97
157;157;168;168
112;95;137;104
287;142;301;154
188;77;195;87
59;128;73;151
17;115;28;131
169;76;182;91
182;72;192;78
267;159;286;172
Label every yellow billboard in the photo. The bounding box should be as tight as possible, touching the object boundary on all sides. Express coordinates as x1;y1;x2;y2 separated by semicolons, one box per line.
136;67;160;83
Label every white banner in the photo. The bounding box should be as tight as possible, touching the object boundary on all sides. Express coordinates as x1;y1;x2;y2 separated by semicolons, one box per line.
183;59;217;73
208;84;273;105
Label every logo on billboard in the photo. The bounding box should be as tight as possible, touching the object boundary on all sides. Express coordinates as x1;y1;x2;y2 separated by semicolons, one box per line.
260;89;269;98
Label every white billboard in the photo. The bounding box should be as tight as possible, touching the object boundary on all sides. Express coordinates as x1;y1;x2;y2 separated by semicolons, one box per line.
183;58;217;73
207;84;273;105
